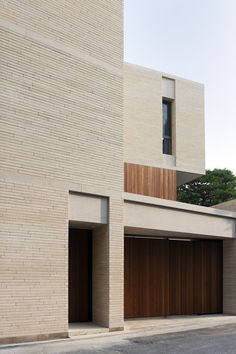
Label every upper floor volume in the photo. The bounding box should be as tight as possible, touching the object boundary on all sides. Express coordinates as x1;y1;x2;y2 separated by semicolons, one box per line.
124;62;205;184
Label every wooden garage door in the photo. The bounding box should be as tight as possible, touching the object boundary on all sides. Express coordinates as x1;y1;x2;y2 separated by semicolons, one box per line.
124;237;169;318
193;240;222;314
124;237;222;318
169;240;194;315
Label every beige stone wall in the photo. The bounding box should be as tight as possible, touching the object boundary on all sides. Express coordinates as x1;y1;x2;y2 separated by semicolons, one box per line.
124;64;163;167
93;225;110;327
223;239;236;314
218;201;236;314
124;62;205;179
0;0;123;342
93;197;124;330
175;78;205;175
0;179;68;341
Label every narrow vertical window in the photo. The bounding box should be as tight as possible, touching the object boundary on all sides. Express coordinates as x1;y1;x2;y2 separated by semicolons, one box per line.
162;100;172;155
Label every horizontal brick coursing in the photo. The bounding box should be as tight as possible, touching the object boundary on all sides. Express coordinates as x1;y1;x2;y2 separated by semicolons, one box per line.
223;240;236;314
124;62;205;176
0;181;68;338
0;29;123;191
0;0;123;68
0;0;123;341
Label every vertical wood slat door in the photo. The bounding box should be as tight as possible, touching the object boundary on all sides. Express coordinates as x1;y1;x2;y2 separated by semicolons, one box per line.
124;237;222;318
69;229;92;323
193;240;222;314
124;238;169;318
169;241;194;315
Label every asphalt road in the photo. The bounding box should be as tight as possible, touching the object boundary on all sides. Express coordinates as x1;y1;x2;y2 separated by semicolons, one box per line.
109;325;236;354
1;324;236;354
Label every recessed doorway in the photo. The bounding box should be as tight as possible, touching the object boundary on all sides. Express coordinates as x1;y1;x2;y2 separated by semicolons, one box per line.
69;228;92;323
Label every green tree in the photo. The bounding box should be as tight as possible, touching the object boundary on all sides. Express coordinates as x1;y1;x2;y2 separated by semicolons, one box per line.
177;169;236;206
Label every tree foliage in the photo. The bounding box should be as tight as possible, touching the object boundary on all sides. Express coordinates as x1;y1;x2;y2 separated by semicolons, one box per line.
177;169;236;207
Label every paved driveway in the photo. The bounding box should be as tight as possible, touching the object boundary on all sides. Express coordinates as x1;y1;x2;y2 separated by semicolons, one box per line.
116;325;236;354
1;324;236;354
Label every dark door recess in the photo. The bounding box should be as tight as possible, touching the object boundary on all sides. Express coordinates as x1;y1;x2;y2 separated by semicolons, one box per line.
69;229;92;323
124;238;222;318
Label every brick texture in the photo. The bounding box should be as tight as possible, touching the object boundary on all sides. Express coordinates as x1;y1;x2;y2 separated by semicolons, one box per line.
223;239;236;314
0;0;123;342
124;62;205;176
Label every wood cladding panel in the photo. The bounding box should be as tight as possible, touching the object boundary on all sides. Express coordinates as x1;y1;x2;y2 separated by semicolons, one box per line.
69;229;92;323
124;238;222;318
124;163;176;200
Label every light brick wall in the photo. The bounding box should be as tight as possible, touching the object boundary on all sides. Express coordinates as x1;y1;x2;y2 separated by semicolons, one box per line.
124;63;163;168
223;239;236;314
175;78;205;175
0;180;68;340
214;199;236;314
93;197;124;330
124;62;205;177
109;196;124;329
0;0;123;342
93;225;110;327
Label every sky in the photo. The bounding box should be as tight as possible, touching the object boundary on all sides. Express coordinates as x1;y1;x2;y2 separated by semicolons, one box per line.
124;0;236;174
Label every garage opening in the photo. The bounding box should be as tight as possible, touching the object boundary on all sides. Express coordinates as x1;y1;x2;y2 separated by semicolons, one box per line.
124;237;222;318
69;228;92;323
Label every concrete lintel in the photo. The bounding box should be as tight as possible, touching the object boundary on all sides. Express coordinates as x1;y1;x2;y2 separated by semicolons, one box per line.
69;193;108;225
124;193;236;239
124;193;236;219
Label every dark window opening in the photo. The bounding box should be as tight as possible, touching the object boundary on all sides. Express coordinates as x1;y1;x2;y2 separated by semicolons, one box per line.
162;100;172;155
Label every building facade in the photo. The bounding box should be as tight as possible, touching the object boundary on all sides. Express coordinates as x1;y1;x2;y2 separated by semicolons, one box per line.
0;0;236;345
